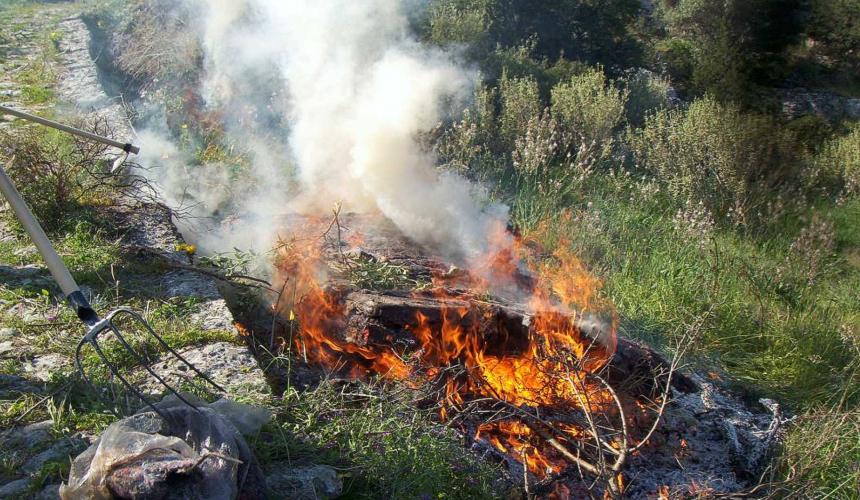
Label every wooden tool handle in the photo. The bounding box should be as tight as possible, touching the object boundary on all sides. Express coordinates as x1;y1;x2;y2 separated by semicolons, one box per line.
0;163;80;297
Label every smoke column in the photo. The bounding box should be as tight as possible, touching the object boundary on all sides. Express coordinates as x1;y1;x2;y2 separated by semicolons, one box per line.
140;0;508;263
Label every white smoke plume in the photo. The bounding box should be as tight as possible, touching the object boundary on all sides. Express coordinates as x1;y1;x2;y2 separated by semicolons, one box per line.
139;0;508;263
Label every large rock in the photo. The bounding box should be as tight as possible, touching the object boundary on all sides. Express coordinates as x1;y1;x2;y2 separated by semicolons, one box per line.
778;88;860;122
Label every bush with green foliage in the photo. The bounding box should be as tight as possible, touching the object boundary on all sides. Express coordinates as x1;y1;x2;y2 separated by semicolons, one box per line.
427;0;643;71
815;125;860;199
628;96;804;226
806;0;860;82
551;67;628;145
428;0;491;47
438;66;628;228
497;71;542;149
623;69;673;126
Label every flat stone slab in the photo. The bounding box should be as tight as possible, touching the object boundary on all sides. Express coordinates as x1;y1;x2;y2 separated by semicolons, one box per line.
141;342;269;400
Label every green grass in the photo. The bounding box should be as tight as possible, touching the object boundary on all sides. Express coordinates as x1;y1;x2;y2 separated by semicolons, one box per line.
0;217;241;433
774;408;860;497
513;170;860;495
253;381;505;499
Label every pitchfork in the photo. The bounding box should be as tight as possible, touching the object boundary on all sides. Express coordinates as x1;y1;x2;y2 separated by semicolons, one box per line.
0;105;224;417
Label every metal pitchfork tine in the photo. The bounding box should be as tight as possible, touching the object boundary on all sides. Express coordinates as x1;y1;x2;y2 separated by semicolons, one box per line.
0;105;224;418
74;308;226;418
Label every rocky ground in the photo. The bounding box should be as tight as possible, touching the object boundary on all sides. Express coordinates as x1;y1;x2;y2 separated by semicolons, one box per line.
0;4;276;498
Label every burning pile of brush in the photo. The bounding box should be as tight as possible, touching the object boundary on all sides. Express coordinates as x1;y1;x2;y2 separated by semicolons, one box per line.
265;213;676;497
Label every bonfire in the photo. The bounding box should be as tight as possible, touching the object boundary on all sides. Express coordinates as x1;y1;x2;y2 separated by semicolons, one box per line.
258;211;691;498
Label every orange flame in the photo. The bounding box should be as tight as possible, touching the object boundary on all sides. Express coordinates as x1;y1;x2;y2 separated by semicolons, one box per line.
273;220;618;478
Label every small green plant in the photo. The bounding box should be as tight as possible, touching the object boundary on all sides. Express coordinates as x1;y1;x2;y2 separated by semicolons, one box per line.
27;459;72;495
347;255;427;291
21;84;55;104
198;248;262;276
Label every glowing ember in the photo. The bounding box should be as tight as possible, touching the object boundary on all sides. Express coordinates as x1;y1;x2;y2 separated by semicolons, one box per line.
272;218;619;478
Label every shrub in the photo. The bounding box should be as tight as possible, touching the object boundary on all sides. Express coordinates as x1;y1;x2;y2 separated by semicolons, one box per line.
428;0;490;46
658;0;806;100
550;67;629;145
509;109;600;228
498;71;541;149
623;69;673;126
435;86;501;179
815;125;860;199
485;0;643;68
438;66;627;228
807;0;860;77
653;38;695;87
85;0;202;94
627;95;802;226
0;118;146;231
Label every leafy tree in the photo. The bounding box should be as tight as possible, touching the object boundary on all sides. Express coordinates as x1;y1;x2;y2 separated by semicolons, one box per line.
660;0;806;100
428;0;644;70
806;0;860;80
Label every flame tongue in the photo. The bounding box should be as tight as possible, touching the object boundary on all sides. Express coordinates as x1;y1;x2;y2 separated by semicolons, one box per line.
274;218;618;478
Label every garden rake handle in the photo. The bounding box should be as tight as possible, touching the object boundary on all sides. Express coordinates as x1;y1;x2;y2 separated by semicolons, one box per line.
0;164;97;325
0;105;140;155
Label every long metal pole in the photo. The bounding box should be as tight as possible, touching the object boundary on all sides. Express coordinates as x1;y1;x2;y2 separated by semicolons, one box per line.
0;104;140;155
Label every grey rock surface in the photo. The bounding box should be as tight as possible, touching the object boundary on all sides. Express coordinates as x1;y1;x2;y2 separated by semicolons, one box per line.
22;435;88;474
141;342;269;399
0;374;43;398
34;483;60;500
21;353;71;382
56;17;132;138
0;477;32;497
779;88;860;122
1;420;53;451
190;299;237;331
267;464;344;500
